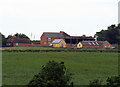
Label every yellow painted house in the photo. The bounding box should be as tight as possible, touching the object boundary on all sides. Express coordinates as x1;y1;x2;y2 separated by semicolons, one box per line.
52;39;66;48
77;42;82;48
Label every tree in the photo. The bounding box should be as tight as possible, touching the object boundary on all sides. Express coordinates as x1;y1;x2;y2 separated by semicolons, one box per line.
6;35;12;39
82;34;86;37
14;33;30;39
28;61;73;87
94;24;120;44
0;32;6;47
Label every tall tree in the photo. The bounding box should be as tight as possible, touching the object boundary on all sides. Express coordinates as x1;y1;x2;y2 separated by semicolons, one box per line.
94;24;120;44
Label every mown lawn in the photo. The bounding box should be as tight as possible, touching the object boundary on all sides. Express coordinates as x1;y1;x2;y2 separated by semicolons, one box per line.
2;52;118;85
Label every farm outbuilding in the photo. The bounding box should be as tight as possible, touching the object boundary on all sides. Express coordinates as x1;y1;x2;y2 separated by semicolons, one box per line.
7;36;31;46
77;41;113;49
52;39;66;48
7;36;41;47
40;31;95;47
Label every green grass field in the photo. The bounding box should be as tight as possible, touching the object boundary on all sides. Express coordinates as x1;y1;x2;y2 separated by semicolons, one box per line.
2;51;118;85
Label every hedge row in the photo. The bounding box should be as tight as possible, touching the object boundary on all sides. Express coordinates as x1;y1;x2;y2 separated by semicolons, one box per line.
1;49;119;53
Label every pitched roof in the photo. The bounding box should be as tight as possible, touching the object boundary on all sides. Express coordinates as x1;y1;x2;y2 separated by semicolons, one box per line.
69;36;95;40
7;36;31;43
52;39;63;44
43;31;95;40
81;41;107;46
44;31;70;38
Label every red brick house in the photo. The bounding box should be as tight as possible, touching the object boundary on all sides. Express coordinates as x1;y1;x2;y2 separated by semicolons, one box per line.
78;41;113;49
7;36;32;46
40;31;95;47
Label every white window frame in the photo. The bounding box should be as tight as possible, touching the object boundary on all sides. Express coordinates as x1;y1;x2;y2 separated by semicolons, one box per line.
48;38;51;41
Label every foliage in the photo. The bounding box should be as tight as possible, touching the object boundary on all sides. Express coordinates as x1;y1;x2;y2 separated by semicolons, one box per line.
1;47;119;53
14;33;30;39
31;40;40;44
95;24;120;44
0;32;7;47
89;75;120;87
6;35;12;39
106;75;120;87
28;61;73;87
89;79;103;87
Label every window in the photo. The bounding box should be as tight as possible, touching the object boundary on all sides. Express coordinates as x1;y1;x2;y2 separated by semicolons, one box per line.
16;43;18;46
105;45;107;47
108;45;110;47
48;38;51;41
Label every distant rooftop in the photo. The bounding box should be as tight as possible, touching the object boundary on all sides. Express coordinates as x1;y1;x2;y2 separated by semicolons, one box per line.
81;41;107;46
43;31;95;40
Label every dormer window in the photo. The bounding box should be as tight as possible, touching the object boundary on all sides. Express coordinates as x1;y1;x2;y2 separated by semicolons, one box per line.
48;38;51;41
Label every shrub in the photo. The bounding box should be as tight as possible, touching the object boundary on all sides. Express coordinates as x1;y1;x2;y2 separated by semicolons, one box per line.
106;75;120;87
28;61;73;87
89;76;120;87
89;79;103;87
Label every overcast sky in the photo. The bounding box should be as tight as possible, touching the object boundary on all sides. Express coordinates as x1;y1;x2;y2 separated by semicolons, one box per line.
0;0;119;40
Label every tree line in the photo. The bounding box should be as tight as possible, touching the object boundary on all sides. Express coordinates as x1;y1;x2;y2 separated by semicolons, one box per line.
95;24;120;44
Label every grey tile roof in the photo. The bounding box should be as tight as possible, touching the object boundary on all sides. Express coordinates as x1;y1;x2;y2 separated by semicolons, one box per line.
43;32;95;40
44;32;64;38
81;41;107;46
52;39;63;44
44;32;70;38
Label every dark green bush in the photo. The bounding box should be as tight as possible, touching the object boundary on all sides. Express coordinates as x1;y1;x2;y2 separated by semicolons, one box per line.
89;76;120;87
89;79;103;87
28;61;73;87
106;75;120;87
